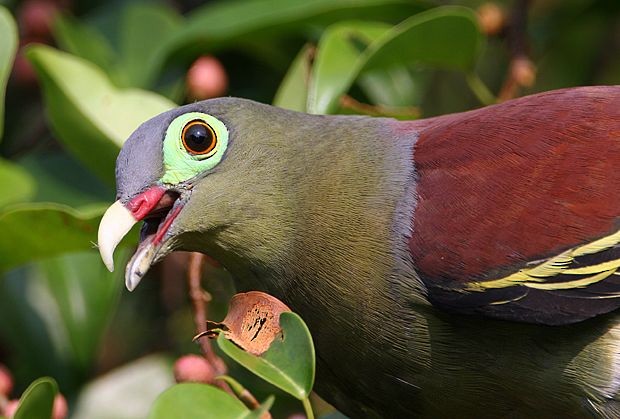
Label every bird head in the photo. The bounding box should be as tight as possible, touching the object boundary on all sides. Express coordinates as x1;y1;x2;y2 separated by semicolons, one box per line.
98;98;308;291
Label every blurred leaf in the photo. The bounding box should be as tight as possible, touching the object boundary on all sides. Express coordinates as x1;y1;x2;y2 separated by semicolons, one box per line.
273;44;314;111
362;6;482;72
73;355;175;419
0;203;105;271
53;15;116;74
0;251;127;392
18;151;112;207
14;377;58;419
217;312;315;400
0;5;17;140
149;383;251;419
308;21;390;114
26;45;175;184
358;67;427;108
0;158;36;209
119;3;182;88
159;0;429;69
309;6;484;114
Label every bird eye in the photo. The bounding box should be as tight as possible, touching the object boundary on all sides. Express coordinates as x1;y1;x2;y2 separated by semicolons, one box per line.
181;120;217;156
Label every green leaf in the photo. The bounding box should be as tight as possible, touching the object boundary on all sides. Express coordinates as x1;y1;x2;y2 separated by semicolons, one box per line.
119;3;182;88
243;396;275;419
14;377;58;419
157;0;429;71
358;67;427;108
149;383;250;419
53;15;116;74
217;312;315;400
0;158;36;209
362;6;483;73
0;252;127;392
0;203;107;272
26;45;175;184
308;6;484;114
308;21;390;114
73;355;175;419
273;44;314;112
18;151;112;207
0;6;17;140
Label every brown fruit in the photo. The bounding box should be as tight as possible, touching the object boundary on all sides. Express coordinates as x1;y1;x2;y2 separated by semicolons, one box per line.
186;56;228;100
477;3;505;36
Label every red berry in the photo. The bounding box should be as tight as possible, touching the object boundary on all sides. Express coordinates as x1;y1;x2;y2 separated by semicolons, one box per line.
4;399;19;418
173;355;216;384
52;393;68;419
0;364;13;396
17;0;59;39
11;38;44;86
186;56;228;100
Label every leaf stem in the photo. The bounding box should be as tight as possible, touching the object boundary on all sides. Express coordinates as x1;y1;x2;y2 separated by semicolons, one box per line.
302;397;314;419
466;73;495;105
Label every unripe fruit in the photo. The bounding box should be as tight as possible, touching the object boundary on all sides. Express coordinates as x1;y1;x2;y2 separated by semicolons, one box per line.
186;56;228;100
173;354;217;384
477;3;505;36
0;364;13;396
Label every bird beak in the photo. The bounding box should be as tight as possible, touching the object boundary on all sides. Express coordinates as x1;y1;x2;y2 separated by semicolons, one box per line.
97;185;183;291
98;200;138;272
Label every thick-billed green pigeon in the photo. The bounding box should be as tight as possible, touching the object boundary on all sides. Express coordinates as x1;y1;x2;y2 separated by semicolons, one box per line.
98;86;620;418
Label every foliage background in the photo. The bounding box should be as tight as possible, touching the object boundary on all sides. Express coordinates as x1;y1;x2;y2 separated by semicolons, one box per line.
0;0;618;417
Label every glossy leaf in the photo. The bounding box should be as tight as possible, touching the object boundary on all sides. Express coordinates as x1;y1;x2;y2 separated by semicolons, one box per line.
0;203;107;272
14;377;58;419
0;158;36;209
157;0;428;71
273;44;314;112
26;45;175;184
358;67;427;108
149;383;250;419
308;21;390;114
217;312;315;400
309;6;484;114
0;6;17;140
119;3;182;88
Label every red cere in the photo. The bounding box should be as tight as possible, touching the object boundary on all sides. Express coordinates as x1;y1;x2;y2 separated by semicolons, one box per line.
126;186;167;220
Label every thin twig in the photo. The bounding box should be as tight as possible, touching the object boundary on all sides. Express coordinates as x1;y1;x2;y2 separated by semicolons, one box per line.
339;95;421;119
187;252;230;391
498;0;536;102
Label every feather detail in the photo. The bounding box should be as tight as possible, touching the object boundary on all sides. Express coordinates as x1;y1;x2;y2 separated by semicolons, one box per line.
401;86;620;324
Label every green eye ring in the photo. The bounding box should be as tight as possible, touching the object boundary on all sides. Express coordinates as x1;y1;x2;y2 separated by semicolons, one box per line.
161;112;229;184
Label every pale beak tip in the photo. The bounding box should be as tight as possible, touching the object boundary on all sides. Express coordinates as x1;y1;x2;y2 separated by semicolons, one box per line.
103;257;115;273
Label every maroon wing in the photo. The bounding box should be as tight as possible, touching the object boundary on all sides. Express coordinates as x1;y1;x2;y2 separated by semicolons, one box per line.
403;86;620;325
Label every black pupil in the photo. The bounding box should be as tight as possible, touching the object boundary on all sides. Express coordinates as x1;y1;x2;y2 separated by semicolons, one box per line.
184;123;213;153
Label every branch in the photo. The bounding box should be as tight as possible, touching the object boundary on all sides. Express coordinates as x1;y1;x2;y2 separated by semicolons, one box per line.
187;253;229;387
